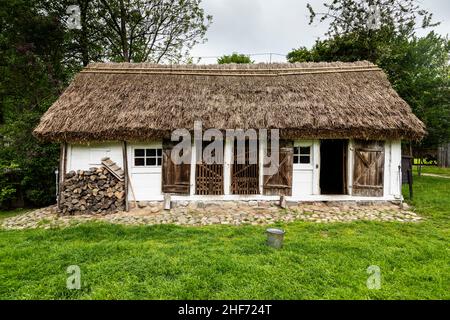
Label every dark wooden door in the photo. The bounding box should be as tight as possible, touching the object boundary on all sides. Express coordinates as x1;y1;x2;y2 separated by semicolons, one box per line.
196;163;224;195
161;141;190;194
352;140;385;197
195;142;224;195
231;140;259;195
263;144;293;196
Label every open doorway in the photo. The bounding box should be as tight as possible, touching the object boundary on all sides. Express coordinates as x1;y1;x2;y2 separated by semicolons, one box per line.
320;139;347;195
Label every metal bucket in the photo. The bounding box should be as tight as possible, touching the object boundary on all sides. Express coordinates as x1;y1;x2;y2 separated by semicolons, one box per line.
266;228;285;249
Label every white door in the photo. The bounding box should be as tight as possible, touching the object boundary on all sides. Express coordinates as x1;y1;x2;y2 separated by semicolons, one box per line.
292;140;320;196
128;142;163;201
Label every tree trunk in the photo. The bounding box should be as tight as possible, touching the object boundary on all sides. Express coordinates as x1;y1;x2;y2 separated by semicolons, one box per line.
119;0;129;62
78;0;89;66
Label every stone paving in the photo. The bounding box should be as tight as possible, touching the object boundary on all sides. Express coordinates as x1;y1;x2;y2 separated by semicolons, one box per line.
0;201;422;230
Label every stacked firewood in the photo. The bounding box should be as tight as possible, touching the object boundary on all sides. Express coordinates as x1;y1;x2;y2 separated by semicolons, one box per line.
60;167;125;215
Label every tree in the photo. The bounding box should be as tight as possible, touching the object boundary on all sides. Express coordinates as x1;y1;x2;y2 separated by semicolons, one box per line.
69;0;107;66
0;0;68;207
384;33;450;148
217;53;253;64
40;0;212;64
37;0;106;67
286;46;314;63
288;28;402;63
95;0;212;63
302;0;440;63
307;0;439;38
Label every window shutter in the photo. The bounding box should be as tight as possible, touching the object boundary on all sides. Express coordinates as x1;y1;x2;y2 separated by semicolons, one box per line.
162;141;191;194
352;140;385;197
263;142;293;196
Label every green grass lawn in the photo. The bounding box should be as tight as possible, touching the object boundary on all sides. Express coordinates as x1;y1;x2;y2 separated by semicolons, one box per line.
0;170;449;300
414;165;450;177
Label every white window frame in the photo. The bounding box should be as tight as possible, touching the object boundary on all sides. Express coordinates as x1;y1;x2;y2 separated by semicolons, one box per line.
293;142;314;169
132;147;162;168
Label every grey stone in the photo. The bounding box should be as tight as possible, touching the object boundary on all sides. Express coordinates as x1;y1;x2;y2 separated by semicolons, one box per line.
196;201;206;209
0;201;424;230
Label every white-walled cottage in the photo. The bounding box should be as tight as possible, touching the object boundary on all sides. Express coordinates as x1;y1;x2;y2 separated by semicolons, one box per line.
34;62;425;212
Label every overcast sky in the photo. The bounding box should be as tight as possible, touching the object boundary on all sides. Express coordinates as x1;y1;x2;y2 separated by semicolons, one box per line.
190;0;450;63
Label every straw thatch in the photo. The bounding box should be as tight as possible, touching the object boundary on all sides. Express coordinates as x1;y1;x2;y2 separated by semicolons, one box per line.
33;61;426;142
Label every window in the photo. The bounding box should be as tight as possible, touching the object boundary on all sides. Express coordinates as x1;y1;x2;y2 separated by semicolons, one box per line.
294;146;311;164
134;148;162;167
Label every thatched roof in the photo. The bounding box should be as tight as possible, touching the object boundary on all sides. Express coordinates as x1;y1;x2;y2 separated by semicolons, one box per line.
34;61;426;142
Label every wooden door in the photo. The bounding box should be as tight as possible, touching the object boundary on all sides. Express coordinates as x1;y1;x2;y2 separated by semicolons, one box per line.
161;141;190;194
195;142;224;195
263;142;293;196
231;140;259;195
196;164;224;195
352;140;385;197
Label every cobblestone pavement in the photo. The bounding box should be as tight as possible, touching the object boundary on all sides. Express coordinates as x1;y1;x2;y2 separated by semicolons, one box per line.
0;201;422;230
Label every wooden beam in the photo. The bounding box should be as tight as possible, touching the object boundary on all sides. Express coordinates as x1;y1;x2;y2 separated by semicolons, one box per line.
101;158;125;181
189;138;197;196
58;143;67;210
223;137;232;195
80;67;382;77
85;64;379;73
122;141;129;211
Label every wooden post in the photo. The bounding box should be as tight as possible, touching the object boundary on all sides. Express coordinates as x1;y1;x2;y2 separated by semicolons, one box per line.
438;143;450;168
122;141;129;211
418;149;422;177
418;160;422;177
58;143;67;210
189;138;197;195
164;194;171;210
407;168;413;199
279;195;287;209
223;137;232;195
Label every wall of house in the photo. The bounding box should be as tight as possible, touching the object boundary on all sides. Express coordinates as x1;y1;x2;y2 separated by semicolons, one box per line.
67;143;124;171
65;139;403;202
66;142;163;201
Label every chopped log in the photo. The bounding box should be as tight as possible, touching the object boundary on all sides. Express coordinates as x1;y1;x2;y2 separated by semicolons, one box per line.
59;167;125;215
